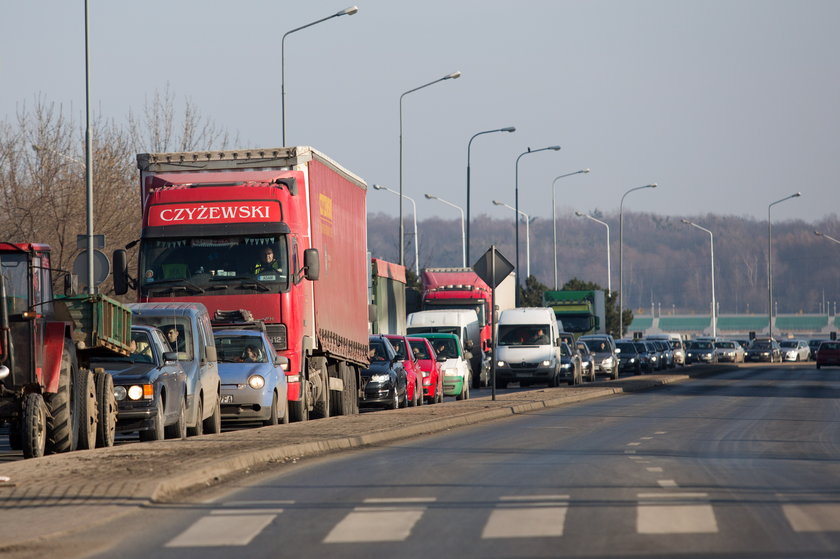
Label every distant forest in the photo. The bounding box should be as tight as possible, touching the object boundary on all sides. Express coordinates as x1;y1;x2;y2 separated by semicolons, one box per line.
367;211;840;316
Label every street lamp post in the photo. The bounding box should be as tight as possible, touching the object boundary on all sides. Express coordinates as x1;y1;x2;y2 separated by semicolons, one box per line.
514;146;561;302
373;184;420;276
815;231;840;245
618;184;657;336
493;200;531;279
574;211;611;292
467;126;515;263
768;192;801;338
682;219;716;338
551;169;589;289
281;6;358;145
425;194;466;267
399;71;461;267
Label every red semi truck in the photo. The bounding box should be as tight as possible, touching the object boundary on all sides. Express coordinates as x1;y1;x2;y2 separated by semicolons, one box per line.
125;146;368;421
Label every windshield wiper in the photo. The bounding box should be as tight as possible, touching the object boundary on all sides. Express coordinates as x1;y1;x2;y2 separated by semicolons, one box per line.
239;279;271;292
147;280;205;295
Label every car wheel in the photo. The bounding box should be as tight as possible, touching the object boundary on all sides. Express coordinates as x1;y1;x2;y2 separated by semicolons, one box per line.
263;391;279;426
590;364;597;382
187;397;204;437
389;387;399;410
203;395;222;434
408;380;416;407
140;398;165;442
416;381;424;406
165;397;187;439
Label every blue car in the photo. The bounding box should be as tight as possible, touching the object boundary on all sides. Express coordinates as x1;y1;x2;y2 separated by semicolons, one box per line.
214;329;288;425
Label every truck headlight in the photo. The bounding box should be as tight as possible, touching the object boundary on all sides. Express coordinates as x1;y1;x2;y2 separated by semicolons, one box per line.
541;360;551;367
248;375;265;390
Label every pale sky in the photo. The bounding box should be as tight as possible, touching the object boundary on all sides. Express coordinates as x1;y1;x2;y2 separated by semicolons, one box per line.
2;0;837;224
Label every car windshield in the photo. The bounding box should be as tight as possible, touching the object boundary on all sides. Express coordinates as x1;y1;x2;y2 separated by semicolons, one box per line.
752;342;773;349
582;339;610;353
139;234;289;297
368;341;389;361
634;342;648;352
617;342;637;353
132;315;194;360
691;341;714;350
716;342;736;349
498;325;551;346
389;338;408;359
92;329;157;364
819;342;840;351
215;335;267;363
779;341;797;348
408;339;430;360
430;338;459;359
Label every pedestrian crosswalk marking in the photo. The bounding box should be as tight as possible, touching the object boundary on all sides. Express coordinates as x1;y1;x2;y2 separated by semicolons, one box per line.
323;498;436;543
165;512;278;547
636;492;718;534
482;495;569;539
783;504;840;532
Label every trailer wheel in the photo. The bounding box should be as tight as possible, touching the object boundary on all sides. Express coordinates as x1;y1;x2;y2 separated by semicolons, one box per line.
21;392;47;459
45;342;77;454
75;369;97;450
94;370;117;448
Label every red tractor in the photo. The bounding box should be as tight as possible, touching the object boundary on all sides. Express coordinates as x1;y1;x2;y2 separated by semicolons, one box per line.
0;242;130;458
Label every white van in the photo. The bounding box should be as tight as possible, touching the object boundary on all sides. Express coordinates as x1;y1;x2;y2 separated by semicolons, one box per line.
406;310;482;379
494;307;565;388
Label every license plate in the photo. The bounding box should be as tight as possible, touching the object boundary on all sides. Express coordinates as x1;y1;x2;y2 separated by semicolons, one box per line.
220;395;234;404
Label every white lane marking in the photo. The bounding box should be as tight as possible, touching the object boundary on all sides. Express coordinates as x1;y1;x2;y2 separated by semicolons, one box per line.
482;496;569;539
655;431;667;435
166;513;277;547
641;436;653;440
628;455;642;460
636;493;717;534
324;498;436;543
210;509;285;515
646;467;664;473
657;479;678;488
627;442;642;446
223;500;294;506
783;504;840;532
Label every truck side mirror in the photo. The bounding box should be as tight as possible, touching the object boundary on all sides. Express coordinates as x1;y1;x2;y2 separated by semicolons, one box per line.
113;249;130;295
303;248;320;281
64;274;79;296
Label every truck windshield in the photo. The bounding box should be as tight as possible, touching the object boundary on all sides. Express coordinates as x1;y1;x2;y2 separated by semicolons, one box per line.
556;314;592;333
0;253;29;314
139;235;289;297
423;299;486;325
498;325;551;346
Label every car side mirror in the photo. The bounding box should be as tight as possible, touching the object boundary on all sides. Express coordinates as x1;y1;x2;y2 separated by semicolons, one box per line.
436;356;447;363
162;351;178;363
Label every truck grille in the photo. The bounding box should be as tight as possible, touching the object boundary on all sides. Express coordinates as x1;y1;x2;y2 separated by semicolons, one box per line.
265;324;287;351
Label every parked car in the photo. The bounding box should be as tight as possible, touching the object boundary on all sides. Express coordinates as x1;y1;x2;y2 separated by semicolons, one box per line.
214;329;288;425
816;341;840;369
384;335;424;407
576;341;597;382
128;303;222;436
360;335;407;409
779;339;810;362
559;342;583;385
808;339;825;361
578;334;618;379
407;337;444;404
745;339;782;363
91;325;187;441
686;340;717;364
413;333;471;400
714;340;745;363
616;340;643;375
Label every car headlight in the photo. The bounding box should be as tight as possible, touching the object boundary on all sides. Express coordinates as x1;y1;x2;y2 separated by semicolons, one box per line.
421;370;430;377
113;386;127;401
541;360;551;367
370;373;390;383
497;360;506;367
248;375;265;390
127;385;148;401
444;368;460;376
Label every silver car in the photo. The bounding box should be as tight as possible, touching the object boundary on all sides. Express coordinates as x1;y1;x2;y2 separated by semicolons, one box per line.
714;340;745;363
779;339;810;362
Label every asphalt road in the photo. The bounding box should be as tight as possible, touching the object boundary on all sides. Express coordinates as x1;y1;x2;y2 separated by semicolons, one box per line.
77;363;840;559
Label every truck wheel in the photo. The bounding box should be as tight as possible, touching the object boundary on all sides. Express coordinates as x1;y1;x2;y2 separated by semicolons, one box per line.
21;392;47;459
45;342;78;454
312;365;330;419
263;391;279;426
140;398;165;441
75;369;97;450
203;394;222;434
289;384;309;422
188;397;204;436
94;370;117;448
165;397;187;439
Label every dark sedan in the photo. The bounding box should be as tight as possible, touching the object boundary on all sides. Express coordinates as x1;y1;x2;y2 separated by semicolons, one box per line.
816;341;840;369
616;340;643;374
745;339;782;363
686;340;717;364
91;325;187;441
360;335;408;410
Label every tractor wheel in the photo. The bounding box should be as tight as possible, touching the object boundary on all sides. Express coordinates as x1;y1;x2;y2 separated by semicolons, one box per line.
45;342;77;454
21;392;47;459
94;370;117;448
74;369;97;450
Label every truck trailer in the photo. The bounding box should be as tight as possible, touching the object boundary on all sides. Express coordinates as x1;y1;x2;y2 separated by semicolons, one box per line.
126;146;369;422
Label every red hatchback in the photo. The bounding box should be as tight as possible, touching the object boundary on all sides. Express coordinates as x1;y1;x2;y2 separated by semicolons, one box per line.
408;337;444;404
383;335;424;407
816;341;840;369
